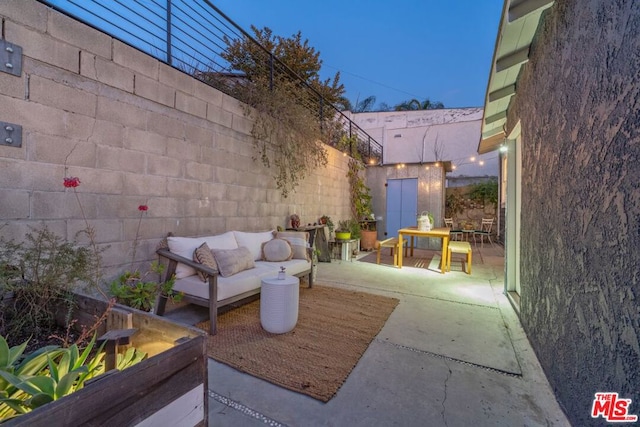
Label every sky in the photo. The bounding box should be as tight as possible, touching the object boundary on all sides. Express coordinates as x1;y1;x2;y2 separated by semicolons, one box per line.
212;0;504;110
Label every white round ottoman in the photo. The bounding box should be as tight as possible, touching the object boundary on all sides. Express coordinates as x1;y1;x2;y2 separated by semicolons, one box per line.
260;275;299;334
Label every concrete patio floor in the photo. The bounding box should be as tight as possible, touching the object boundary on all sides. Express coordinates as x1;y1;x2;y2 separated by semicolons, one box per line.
204;243;570;426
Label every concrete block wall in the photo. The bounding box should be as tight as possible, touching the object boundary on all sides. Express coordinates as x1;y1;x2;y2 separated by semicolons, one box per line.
507;0;640;424
0;0;353;279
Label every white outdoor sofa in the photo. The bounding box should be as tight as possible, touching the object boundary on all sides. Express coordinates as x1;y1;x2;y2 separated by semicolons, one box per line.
155;230;313;334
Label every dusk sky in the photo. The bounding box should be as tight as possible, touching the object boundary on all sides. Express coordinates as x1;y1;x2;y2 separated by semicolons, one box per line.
213;0;504;110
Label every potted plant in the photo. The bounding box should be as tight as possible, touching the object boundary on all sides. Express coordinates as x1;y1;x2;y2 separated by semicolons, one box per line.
335;220;352;240
319;215;334;234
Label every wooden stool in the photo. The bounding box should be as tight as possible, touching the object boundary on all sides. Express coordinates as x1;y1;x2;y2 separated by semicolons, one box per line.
447;241;472;274
376;238;408;265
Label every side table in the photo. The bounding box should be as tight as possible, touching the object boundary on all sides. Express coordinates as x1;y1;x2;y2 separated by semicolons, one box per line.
329;239;356;261
260;275;300;333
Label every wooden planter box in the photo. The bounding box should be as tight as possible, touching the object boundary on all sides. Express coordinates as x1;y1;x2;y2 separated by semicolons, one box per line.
5;295;208;427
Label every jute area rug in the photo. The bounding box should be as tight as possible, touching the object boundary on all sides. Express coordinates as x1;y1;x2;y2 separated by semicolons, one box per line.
197;284;399;402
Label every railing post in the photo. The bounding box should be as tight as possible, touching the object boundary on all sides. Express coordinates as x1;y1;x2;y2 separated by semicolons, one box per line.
166;0;172;65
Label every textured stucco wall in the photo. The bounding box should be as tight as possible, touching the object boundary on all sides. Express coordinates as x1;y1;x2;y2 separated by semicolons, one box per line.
0;0;353;279
508;0;640;424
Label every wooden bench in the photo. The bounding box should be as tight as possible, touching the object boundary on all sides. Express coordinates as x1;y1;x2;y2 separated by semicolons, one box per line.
376;237;408;265
446;241;472;274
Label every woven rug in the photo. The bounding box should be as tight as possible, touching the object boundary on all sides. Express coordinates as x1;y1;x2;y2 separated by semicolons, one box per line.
198;284;399;402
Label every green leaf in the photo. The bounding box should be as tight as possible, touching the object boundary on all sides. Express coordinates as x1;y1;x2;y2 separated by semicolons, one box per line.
68;344;80;370
0;370;27;391
16;347;62;376
27;392;54;408
55;369;84;398
0;336;9;368
0;371;44;396
117;347;147;370
8;340;28;367
0;397;28;415
46;355;59;386
25;375;55;397
57;351;71;379
76;334;99;368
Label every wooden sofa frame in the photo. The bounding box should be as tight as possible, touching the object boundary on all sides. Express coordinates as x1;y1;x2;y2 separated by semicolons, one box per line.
155;247;314;335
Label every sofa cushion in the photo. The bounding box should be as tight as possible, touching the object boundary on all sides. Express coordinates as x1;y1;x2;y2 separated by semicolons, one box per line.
167;236;207;278
212;246;255;277
275;231;310;261
203;231;239;251
193;242;217;282
261;238;293;262
173;264;275;301
234;230;275;261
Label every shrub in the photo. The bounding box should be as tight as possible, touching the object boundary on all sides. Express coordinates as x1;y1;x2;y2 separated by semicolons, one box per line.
109;261;180;312
0;227;96;340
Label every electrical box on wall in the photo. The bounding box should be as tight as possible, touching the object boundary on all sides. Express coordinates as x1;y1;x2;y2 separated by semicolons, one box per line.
0;40;23;77
0;122;22;147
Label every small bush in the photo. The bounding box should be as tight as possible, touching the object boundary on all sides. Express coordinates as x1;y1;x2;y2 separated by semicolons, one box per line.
0;227;97;340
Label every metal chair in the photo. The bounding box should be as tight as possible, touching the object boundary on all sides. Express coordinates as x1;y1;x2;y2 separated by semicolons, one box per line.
444;218;463;241
473;218;495;248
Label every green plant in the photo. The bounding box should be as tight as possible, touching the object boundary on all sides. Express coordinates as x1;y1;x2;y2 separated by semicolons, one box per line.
337;219;361;240
319;215;334;233
0;227;96;340
468;180;498;208
445;190;466;219
109;261;180;312
342;137;373;221
215;26;337;198
0;334;146;421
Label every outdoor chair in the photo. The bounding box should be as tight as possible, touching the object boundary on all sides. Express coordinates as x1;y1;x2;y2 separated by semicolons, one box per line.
473;218;495;248
444;218;463;241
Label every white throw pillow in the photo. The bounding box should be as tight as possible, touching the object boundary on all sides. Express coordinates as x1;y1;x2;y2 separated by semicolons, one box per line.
203;231;238;251
212;246;255;277
261;238;293;262
167;236;207;278
234;230;276;261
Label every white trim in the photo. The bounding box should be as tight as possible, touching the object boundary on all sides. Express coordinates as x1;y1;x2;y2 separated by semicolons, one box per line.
135;384;205;427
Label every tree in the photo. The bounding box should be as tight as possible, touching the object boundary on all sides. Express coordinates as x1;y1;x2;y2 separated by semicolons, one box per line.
218;26;338;197
222;26;345;105
394;98;444;111
353;95;377;113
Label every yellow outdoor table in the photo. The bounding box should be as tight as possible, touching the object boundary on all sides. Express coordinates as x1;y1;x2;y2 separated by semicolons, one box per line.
396;227;451;273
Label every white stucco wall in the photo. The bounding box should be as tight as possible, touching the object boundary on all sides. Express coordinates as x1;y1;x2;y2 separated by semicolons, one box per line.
348;108;498;180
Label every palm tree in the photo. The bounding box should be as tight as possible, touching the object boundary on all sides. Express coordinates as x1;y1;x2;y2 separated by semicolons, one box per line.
353;95;377;112
394;98;444;111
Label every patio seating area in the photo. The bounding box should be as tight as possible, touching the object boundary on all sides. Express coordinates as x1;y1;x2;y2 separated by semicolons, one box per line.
201;244;570;426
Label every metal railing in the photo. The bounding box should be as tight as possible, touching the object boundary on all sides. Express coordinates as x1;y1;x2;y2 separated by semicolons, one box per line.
38;0;383;164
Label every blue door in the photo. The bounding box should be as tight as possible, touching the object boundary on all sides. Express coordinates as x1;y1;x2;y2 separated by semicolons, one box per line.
385;178;418;237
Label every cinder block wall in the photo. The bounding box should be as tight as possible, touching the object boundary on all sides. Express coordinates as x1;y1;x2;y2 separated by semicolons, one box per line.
508;0;640;424
0;0;352;279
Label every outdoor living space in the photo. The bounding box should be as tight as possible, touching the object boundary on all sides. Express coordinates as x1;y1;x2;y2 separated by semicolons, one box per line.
202;244;570;426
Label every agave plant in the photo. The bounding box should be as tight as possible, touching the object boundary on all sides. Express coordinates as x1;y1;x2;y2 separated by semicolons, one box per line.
0;334;146;421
